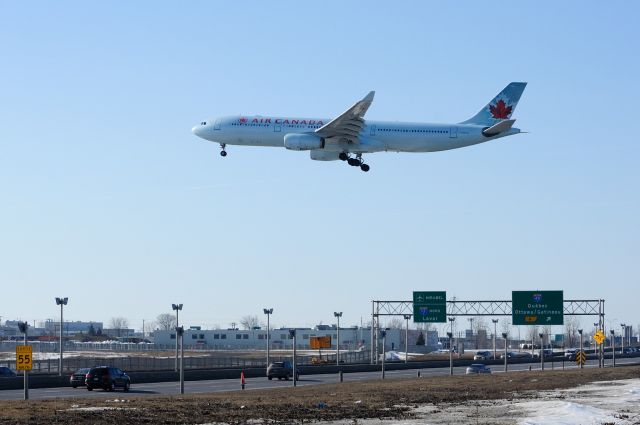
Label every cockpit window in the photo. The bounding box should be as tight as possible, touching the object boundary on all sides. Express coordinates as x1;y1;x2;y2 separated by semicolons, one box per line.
201;121;207;125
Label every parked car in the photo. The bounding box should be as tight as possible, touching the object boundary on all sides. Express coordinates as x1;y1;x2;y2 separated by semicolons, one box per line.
466;364;491;374
473;351;493;361
85;366;130;391
267;361;299;381
0;367;16;377
70;368;91;388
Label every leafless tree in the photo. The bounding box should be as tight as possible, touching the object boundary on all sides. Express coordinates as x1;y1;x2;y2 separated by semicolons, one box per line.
109;317;129;337
564;316;581;348
240;315;260;330
500;319;511;336
386;317;405;329
416;323;435;332
156;313;177;331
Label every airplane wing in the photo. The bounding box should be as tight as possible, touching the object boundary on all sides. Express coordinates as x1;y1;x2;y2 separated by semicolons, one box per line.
315;91;375;143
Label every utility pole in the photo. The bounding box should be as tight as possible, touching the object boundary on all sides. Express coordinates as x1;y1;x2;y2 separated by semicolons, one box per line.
467;318;474;350
403;315;411;364
334;312;342;366
448;317;456;354
172;303;183;372
492;319;499;360
263;308;273;367
55;297;68;376
621;323;626;355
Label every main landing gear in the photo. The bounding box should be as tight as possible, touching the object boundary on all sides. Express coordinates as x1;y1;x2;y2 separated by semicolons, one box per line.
219;143;227;157
339;152;369;172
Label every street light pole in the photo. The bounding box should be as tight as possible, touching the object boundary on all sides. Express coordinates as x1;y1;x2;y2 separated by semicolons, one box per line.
448;317;456;355
335;313;340;365
172;303;183;372
263;308;273;367
289;329;297;387
18;322;29;400
403;315;411;364
55;297;68;376
502;332;508;373
621;323;626;355
468;318;474;350
492;319;499;360
611;330;616;367
539;332;544;370
578;329;584;369
447;332;453;375
380;329;387;379
176;326;184;394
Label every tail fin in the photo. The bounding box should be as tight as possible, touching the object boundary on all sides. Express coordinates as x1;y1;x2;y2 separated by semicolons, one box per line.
460;82;527;125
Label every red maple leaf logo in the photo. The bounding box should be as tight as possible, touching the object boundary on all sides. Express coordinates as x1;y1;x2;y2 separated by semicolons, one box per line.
239;117;247;123
489;99;512;119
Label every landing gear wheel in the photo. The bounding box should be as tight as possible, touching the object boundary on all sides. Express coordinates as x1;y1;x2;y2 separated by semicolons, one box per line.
360;163;370;172
220;150;227;157
347;158;360;166
338;152;348;161
220;143;227;157
124;382;130;392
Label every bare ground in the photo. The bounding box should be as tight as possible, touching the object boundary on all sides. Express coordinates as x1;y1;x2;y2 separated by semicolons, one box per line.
1;366;638;424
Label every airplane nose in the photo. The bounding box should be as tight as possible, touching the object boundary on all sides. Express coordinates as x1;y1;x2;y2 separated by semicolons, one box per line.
192;125;203;137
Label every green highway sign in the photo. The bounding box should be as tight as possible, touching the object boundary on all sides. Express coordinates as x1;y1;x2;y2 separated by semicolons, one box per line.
413;291;447;323
512;290;564;325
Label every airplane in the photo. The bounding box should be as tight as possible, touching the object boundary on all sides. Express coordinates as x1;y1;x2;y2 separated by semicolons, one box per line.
192;82;527;172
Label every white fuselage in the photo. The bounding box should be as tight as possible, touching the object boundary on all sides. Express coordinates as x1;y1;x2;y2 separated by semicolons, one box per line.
192;115;521;155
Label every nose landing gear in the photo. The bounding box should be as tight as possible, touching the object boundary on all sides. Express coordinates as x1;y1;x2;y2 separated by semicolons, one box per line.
220;144;227;157
342;153;370;172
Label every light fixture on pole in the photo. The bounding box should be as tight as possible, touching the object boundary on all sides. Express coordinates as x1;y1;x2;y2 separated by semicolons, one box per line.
334;312;342;366
55;297;68;376
492;319;499;360
403;315;411;364
263;308;273;368
172;303;183;372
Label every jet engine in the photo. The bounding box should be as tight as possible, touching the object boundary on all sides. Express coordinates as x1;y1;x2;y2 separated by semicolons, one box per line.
284;133;324;151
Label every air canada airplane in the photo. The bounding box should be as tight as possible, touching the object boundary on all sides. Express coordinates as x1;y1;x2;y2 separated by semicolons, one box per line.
192;82;527;172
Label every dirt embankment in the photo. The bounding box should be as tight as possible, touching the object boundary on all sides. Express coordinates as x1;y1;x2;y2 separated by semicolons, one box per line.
1;366;639;424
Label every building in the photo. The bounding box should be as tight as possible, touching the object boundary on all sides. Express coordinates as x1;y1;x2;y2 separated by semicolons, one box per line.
43;320;104;335
153;325;405;351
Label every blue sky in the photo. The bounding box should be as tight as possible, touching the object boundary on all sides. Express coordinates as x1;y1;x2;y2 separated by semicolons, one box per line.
1;2;638;334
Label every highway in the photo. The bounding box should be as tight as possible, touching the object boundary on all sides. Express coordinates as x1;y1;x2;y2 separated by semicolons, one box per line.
1;358;638;401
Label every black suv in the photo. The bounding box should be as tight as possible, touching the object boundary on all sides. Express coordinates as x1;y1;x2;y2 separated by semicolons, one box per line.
85;366;131;391
267;361;299;381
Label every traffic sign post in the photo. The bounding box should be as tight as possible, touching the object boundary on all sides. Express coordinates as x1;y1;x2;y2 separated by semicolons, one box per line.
512;291;564;325
16;345;33;372
413;291;446;323
576;351;586;367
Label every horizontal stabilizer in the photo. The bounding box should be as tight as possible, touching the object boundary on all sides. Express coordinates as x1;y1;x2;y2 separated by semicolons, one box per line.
482;119;515;137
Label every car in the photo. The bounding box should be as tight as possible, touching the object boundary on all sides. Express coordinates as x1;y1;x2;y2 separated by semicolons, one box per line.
473;351;493;361
85;366;130;391
564;349;578;359
466;364;491;374
69;367;91;388
0;367;16;377
267;361;299;381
